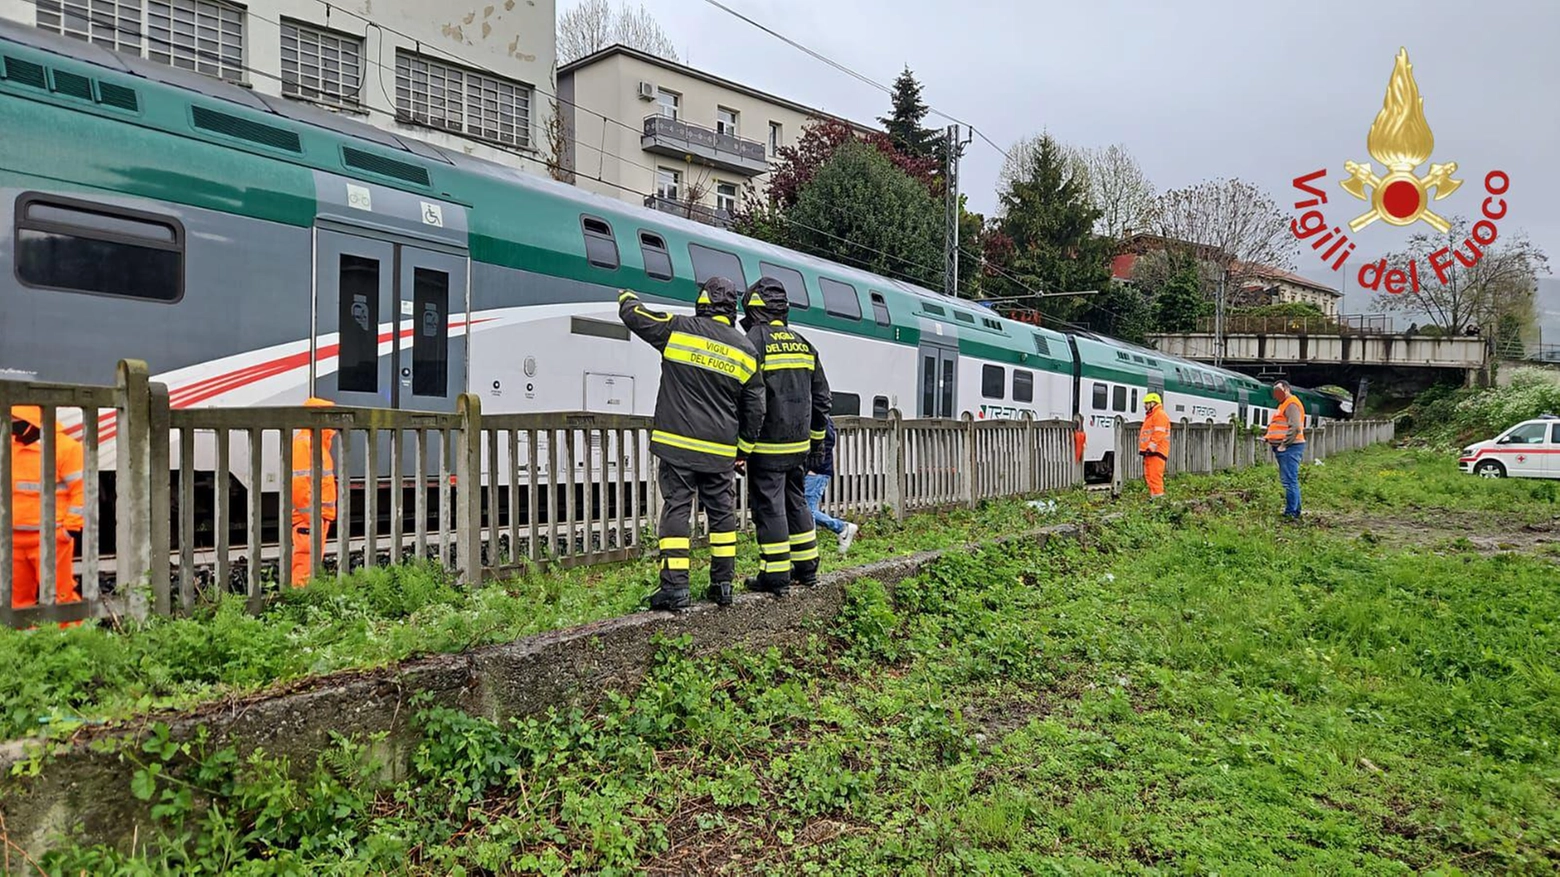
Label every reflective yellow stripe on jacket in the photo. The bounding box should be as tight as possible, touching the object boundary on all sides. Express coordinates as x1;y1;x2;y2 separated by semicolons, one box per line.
651;430;737;458
761;352;815;371
753;439;811;456
663;331;757;382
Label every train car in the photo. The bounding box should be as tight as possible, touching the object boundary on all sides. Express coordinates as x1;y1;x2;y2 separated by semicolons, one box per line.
0;21;1345;543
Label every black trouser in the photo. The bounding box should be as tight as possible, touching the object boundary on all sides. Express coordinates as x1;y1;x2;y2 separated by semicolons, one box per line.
748;464;819;588
656;463;737;595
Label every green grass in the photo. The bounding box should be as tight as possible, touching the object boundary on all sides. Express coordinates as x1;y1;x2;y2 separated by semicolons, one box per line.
31;446;1560;874
0;495;1059;742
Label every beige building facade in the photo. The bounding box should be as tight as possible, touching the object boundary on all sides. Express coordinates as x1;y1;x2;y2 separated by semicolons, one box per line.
558;44;873;227
0;0;556;173
1239;267;1343;317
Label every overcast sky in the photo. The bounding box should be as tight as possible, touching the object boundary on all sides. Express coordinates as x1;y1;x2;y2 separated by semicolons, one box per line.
605;0;1558;333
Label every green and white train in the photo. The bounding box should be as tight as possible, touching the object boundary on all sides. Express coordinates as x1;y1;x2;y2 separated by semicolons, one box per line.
0;21;1345;516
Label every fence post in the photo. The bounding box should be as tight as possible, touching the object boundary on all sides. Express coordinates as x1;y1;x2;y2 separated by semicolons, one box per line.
962;413;977;510
457;393;483;586
1023;415;1036;495
1110;419;1126;497
885;410;904;521
114;361;152;614
148;381;172;615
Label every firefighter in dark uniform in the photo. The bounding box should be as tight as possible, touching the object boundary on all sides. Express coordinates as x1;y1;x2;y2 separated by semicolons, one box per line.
619;278;765;610
740;277;831;596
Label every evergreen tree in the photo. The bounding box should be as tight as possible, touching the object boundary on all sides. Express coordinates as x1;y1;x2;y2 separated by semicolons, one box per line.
1153;256;1207;332
785;140;943;289
984;133;1113;321
879;66;936;159
1080;283;1153;343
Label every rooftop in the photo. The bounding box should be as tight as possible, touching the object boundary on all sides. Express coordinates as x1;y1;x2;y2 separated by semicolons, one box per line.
558;44;878;135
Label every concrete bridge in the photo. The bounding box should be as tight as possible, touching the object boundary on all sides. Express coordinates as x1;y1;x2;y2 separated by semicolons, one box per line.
1148;332;1488;372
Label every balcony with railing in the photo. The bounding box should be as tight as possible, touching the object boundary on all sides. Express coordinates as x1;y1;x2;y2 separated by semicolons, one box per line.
644;194;734;229
641;114;769;176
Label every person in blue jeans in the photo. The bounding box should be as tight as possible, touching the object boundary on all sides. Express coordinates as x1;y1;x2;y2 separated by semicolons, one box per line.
1265;381;1307;521
805;417;859;554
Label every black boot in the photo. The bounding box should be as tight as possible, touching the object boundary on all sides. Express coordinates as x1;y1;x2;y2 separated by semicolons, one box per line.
745;575;789;598
648;588;691;612
706;581;733;607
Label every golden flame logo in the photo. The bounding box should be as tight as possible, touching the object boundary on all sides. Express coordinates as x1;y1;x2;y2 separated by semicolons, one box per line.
1339;48;1461;233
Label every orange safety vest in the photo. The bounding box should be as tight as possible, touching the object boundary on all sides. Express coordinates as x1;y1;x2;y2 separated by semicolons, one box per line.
1073;428;1086;463
1265;395;1307;444
1138;405;1171;458
290;427;338;527
9;406;86;533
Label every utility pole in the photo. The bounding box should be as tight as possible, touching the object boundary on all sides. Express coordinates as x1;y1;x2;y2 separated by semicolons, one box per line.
1214;267;1227;367
943;123;972;298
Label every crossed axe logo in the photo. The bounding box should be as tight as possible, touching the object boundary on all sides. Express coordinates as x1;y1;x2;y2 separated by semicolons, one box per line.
1340;160;1461;234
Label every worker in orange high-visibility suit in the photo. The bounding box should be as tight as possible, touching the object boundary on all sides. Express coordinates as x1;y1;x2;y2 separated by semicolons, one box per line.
1138;393;1171;498
10;406;85;614
290;397;337;586
1073;414;1087;464
1265;380;1308;521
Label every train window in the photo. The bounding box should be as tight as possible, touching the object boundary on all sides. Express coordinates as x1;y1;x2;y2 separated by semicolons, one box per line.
1092;383;1108;410
954;310;975;324
757;261;808;308
870;291;891;326
820;277;862;320
921;302;946;317
872;395;889;419
982;317;1002;331
692;243;746;286
411;267;449;397
1131;388;1139;412
981;364;1005;399
832;392;861;417
337;254;380;393
580;216;619;270
638;231;673;281
1013;369;1034;403
15;195;183;302
1112;385;1127;412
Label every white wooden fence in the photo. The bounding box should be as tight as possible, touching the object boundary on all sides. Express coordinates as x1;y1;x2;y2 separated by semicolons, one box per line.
0;360;1393;626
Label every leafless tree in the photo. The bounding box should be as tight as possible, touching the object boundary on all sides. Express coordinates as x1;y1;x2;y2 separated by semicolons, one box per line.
997;138;1154;240
1076;144;1156;240
558;0;680;65
1370;219;1549;344
1150;177;1298;291
543;97;575;183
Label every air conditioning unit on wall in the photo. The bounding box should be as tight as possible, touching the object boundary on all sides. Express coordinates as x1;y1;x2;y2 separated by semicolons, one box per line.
637;81;655;100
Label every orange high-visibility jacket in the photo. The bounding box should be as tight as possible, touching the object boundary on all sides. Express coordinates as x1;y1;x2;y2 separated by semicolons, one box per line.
1073;428;1086;463
290;399;338;527
1265;395;1307;445
1138;405;1171;458
9;406;85;533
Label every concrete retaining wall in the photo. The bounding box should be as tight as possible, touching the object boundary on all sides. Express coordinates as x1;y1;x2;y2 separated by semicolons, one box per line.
0;524;1082;858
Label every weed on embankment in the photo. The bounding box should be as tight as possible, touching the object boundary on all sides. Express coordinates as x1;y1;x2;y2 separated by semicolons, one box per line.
31;447;1560;874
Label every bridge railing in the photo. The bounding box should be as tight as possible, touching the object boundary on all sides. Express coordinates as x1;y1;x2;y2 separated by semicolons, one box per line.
1;362;1395;627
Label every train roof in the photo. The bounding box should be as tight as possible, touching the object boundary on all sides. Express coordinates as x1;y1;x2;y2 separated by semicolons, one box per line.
0;21;1318;401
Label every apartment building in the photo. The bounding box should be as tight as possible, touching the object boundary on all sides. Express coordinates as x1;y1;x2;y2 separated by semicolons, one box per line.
557;44;874;228
0;0;556;173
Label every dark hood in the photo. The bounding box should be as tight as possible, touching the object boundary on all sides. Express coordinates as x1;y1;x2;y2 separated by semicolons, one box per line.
741;276;789;329
695;276;740;323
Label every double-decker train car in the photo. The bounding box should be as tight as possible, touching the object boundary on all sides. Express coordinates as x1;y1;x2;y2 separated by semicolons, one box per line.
0;19;1346;543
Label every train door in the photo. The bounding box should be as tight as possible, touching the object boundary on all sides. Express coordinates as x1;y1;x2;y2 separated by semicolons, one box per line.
918;342;957;418
1236;388;1250;425
312;230;466;412
395;248;468;413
